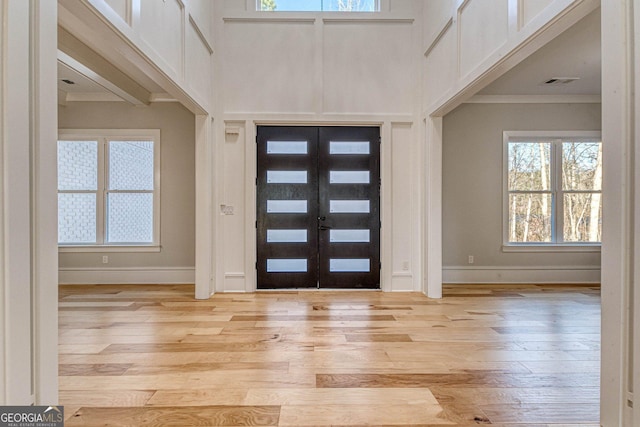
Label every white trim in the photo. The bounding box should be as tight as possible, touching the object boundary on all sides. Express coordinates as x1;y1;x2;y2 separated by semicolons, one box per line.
57;129;161;248
59;245;161;253
502;244;601;253
502;131;602;246
443;265;601;284
465;94;602;104
58;267;195;284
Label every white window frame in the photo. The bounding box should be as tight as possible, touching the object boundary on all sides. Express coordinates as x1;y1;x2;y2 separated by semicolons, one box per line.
58;129;161;253
253;0;384;12
502;130;602;253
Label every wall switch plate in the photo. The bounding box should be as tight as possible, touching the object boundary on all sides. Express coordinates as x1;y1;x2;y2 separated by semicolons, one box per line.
102;256;108;264
220;204;234;215
468;255;474;264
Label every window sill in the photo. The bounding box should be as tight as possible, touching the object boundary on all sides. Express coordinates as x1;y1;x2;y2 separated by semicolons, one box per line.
502;244;601;253
59;245;161;253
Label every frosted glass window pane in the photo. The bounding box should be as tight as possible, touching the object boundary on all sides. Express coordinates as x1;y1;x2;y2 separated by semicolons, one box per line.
330;258;370;272
58;193;96;243
107;193;153;243
267;141;307;154
267;259;307;272
267;200;308;213
109;141;154;190
267;229;308;243
58;141;98;190
330;200;370;213
330;141;370;155
330;229;370;243
267;170;307;184
330;171;370;184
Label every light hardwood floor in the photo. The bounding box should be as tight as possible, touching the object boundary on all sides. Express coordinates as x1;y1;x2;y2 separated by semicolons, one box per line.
59;284;600;426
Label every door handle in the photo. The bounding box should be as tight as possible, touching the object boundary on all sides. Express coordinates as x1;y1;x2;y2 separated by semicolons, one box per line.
318;216;326;221
319;225;332;230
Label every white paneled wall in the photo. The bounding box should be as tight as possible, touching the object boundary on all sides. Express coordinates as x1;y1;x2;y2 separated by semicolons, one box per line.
458;0;509;78
422;0;599;114
139;0;184;76
222;20;317;114
322;22;414;114
60;0;214;113
520;0;555;28
215;0;422;292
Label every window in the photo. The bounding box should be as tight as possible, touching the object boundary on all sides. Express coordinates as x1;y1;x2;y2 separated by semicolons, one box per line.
58;130;160;251
258;0;379;12
504;131;602;247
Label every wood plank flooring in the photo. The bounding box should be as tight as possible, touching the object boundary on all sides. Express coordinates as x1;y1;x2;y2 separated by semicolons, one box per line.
59;284;601;426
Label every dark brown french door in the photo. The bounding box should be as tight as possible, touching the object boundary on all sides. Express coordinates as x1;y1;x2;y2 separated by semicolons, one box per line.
256;126;380;289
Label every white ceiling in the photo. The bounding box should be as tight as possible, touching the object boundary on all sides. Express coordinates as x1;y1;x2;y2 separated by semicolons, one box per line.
58;61;118;97
479;8;601;96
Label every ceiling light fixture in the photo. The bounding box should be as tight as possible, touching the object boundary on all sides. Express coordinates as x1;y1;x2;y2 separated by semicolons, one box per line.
61;79;75;85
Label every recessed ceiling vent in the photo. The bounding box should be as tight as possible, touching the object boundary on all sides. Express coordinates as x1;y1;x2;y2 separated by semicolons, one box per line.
61;79;75;85
541;77;580;86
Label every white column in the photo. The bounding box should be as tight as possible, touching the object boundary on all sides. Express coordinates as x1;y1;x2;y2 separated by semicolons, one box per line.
0;0;58;404
600;0;638;425
195;115;214;299
424;116;442;299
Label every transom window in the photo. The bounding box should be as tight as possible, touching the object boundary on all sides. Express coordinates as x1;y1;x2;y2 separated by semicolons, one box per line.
504;131;602;246
57;129;160;250
258;0;379;12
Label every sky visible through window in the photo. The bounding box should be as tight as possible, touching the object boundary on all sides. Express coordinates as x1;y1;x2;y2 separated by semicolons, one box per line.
260;0;377;12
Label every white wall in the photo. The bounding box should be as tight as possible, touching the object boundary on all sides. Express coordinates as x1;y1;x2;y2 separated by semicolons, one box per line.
58;102;196;284
442;102;601;283
213;0;422;292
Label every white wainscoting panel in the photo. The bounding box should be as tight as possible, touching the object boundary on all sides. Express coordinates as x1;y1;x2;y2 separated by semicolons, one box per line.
104;0;128;24
139;0;184;77
222;20;317;114
520;0;555;29
186;18;212;110
424;19;455;109
323;21;414;115
458;0;510;78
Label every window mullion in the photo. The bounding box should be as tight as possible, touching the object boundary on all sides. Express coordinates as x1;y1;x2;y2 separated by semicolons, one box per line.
96;139;107;245
554;139;564;244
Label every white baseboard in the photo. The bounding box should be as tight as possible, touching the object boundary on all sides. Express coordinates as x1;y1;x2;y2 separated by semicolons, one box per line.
443;265;600;284
58;267;195;284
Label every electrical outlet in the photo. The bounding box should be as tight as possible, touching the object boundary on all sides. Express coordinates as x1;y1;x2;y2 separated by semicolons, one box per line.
468;255;474;264
102;256;108;264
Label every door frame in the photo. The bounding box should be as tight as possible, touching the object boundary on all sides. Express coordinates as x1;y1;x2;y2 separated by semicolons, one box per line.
243;120;395;293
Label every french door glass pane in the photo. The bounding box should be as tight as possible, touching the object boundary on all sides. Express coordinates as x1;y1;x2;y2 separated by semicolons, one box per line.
508;142;551;191
508;193;552;242
330;258;370;272
267;200;308;213
267;229;308;243
267;170;308;184
267;141;307;154
329;141;370;155
563;193;602;242
267;259;308;273
330;229;370;243
58;193;97;243
109;141;154;190
107;193;153;243
57;141;98;191
330;200;370;213
562;142;602;191
329;171;370;184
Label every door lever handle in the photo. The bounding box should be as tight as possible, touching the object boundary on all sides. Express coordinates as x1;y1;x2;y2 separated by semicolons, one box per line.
319;225;332;230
